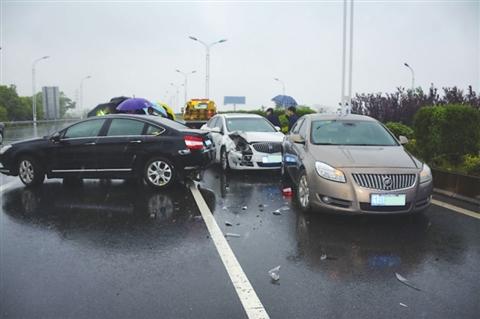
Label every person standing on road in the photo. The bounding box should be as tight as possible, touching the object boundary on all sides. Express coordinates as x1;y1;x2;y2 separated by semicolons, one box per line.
265;108;281;127
286;106;299;132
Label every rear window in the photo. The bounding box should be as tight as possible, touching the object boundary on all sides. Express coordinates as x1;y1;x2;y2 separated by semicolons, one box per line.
107;119;145;136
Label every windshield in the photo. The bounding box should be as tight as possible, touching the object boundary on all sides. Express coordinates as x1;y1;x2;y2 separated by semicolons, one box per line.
226;118;276;133
310;120;398;146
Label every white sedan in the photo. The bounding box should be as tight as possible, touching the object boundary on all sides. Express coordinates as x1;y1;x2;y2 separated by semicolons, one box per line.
201;114;285;170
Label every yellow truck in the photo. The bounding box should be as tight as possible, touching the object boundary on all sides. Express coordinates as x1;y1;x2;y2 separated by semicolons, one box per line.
183;99;217;129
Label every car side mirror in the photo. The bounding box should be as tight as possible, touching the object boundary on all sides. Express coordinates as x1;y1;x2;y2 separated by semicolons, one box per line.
399;135;408;145
50;133;61;143
275;126;281;132
292;134;305;144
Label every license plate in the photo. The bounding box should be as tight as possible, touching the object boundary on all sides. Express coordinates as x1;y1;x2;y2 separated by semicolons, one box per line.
262;155;282;163
371;194;406;206
204;140;212;146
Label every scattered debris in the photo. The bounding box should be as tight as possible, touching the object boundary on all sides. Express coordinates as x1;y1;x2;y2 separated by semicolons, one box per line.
193;215;203;221
395;273;421;291
225;221;233;226
272;209;282;215
268;265;281;281
242;206;248;210
282;187;293;196
280;206;290;211
320;253;327;261
149;213;156;219
222;206;228;210
399;303;408;308
258;204;264;208
225;233;241;238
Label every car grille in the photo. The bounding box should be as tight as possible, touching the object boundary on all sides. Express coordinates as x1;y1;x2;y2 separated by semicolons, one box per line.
252;142;282;153
352;173;416;190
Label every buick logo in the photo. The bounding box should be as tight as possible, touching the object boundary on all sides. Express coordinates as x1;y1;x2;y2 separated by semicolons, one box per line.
382;176;392;190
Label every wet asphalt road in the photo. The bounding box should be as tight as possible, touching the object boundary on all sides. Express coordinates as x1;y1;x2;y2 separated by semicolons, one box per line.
1;167;479;319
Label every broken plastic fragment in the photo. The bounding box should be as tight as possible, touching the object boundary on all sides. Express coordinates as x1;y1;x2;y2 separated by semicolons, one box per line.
225;221;233;226
399;303;408;308
320;253;327;261
242;206;247;210
280;206;290;211
272;210;282;215
222;206;228;210
268;265;281;281
395;273;421;291
225;233;241;238
282;187;293;196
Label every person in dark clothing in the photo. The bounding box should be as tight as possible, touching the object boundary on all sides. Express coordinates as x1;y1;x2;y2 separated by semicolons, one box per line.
286;106;299;132
265;108;281;127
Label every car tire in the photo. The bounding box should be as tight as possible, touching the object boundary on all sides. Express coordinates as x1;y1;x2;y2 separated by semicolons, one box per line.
220;147;230;171
18;156;45;187
297;170;311;212
144;157;176;189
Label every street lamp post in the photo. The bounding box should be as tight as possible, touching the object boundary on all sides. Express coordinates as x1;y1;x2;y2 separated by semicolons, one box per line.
274;78;286;95
170;83;180;112
79;75;92;118
188;36;227;99
176;69;196;106
32;55;50;135
404;62;415;91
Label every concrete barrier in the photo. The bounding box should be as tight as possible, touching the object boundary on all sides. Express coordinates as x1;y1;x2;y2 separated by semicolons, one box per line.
432;168;480;201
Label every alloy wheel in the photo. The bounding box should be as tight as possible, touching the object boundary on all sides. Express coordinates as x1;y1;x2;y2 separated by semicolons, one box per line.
147;160;173;187
298;174;310;209
19;159;35;185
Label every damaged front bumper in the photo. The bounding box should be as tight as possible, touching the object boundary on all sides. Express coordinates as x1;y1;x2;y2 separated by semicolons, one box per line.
227;150;282;170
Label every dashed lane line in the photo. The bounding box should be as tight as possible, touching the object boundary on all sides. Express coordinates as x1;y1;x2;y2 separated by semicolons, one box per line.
432;199;480;220
189;183;270;319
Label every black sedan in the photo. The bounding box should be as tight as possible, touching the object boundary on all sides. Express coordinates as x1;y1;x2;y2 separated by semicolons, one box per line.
0;114;215;188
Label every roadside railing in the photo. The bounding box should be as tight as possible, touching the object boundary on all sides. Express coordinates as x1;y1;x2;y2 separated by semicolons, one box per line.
3;119;80;143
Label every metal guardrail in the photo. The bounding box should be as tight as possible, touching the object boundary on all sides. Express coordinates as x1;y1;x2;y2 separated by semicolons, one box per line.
2;118;80;143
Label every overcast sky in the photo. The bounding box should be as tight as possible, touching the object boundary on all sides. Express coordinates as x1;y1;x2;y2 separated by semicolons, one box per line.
0;0;478;114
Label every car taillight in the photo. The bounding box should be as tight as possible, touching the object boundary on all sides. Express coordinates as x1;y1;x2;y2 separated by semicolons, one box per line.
184;135;205;150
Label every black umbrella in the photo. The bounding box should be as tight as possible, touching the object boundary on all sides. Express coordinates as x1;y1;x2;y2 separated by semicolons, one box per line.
87;96;129;117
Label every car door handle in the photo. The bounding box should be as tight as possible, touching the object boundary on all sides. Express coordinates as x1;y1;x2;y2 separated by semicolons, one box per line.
84;142;96;145
129;140;142;144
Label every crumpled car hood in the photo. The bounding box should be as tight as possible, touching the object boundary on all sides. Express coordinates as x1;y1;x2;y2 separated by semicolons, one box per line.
229;131;284;143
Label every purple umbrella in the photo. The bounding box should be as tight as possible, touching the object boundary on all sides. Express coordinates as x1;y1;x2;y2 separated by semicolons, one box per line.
116;98;153;112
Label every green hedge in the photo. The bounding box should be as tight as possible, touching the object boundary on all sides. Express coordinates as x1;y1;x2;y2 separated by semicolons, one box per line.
413;104;480;163
385;122;414;139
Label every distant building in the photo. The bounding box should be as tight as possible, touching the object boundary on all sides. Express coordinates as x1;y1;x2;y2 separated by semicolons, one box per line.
42;86;60;120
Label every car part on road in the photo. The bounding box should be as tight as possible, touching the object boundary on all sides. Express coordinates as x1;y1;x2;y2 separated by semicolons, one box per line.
18;156;45;187
395;272;421;291
268;265;281;281
224;232;241;238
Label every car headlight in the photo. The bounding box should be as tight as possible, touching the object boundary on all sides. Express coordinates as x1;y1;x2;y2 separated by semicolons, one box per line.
420;163;432;184
315;161;346;183
0;144;12;155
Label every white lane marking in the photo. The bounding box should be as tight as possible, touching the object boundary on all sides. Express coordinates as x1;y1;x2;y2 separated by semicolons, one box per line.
0;179;19;194
432;199;480;220
189;184;270;319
